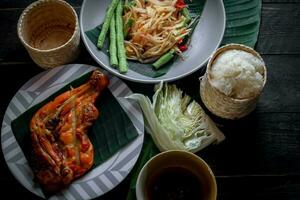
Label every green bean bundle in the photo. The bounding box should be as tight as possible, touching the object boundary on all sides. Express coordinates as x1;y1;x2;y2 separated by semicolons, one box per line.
97;0;119;49
116;1;128;73
109;13;118;67
153;50;175;69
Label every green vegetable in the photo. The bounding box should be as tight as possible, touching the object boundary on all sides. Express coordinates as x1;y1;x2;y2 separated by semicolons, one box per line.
124;18;134;38
127;82;225;153
116;1;128;73
222;0;262;47
182;8;191;24
97;0;119;49
109;13;118;67
153;50;175;69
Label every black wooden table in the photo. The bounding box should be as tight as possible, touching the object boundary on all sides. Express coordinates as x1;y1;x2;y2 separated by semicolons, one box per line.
0;1;299;199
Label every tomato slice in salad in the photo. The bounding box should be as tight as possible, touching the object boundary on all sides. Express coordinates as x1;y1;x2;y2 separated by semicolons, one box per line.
175;0;186;9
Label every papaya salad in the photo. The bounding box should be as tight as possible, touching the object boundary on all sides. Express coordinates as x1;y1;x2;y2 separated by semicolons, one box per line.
97;0;199;73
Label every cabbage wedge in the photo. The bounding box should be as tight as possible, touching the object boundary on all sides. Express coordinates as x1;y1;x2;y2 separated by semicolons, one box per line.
127;82;225;153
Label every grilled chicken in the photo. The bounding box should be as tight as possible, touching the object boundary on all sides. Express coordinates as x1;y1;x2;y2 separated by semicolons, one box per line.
30;70;109;193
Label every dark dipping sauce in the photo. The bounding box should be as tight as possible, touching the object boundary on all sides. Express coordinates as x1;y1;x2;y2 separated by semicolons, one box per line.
145;166;203;200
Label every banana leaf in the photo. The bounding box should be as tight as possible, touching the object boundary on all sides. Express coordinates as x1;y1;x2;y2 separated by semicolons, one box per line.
222;0;262;47
11;71;138;195
126;134;159;200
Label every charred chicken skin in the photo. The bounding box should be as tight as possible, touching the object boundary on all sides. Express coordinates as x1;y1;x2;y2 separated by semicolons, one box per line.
30;70;109;193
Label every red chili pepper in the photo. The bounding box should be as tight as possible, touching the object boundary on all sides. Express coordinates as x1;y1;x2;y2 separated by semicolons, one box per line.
175;0;186;9
179;45;188;52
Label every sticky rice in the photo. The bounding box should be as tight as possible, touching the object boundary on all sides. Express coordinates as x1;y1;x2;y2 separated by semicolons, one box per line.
210;49;265;99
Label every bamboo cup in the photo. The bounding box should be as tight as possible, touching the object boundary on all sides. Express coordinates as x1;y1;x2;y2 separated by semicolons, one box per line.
17;0;80;69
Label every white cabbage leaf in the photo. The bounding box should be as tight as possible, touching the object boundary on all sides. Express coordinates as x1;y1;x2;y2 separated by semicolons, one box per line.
127;82;225;153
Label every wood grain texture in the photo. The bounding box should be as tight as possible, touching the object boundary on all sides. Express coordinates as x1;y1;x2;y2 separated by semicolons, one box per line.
0;9;27;62
217;175;300;200
258;55;300;112
0;0;299;199
198;111;300;176
264;0;300;3
0;63;42;114
256;4;300;54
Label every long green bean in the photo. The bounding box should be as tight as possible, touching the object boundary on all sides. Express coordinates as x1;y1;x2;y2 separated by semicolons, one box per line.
97;0;119;49
109;13;118;67
153;49;175;69
116;1;128;73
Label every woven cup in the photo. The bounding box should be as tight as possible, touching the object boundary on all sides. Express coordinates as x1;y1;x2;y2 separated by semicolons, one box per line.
17;0;80;69
200;44;267;120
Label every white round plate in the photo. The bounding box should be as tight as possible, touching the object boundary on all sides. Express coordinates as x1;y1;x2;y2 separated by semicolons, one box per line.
1;64;144;200
80;0;226;83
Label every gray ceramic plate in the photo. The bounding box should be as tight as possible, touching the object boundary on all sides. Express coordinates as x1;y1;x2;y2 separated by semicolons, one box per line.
80;0;226;83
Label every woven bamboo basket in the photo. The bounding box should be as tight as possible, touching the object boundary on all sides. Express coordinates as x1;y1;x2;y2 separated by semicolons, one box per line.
17;0;80;69
200;44;267;120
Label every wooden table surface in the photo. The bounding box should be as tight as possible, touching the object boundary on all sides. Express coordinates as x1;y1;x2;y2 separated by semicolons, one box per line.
0;0;299;199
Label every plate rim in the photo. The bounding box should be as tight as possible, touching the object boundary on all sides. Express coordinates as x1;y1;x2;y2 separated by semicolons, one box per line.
1;64;144;200
80;0;226;83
